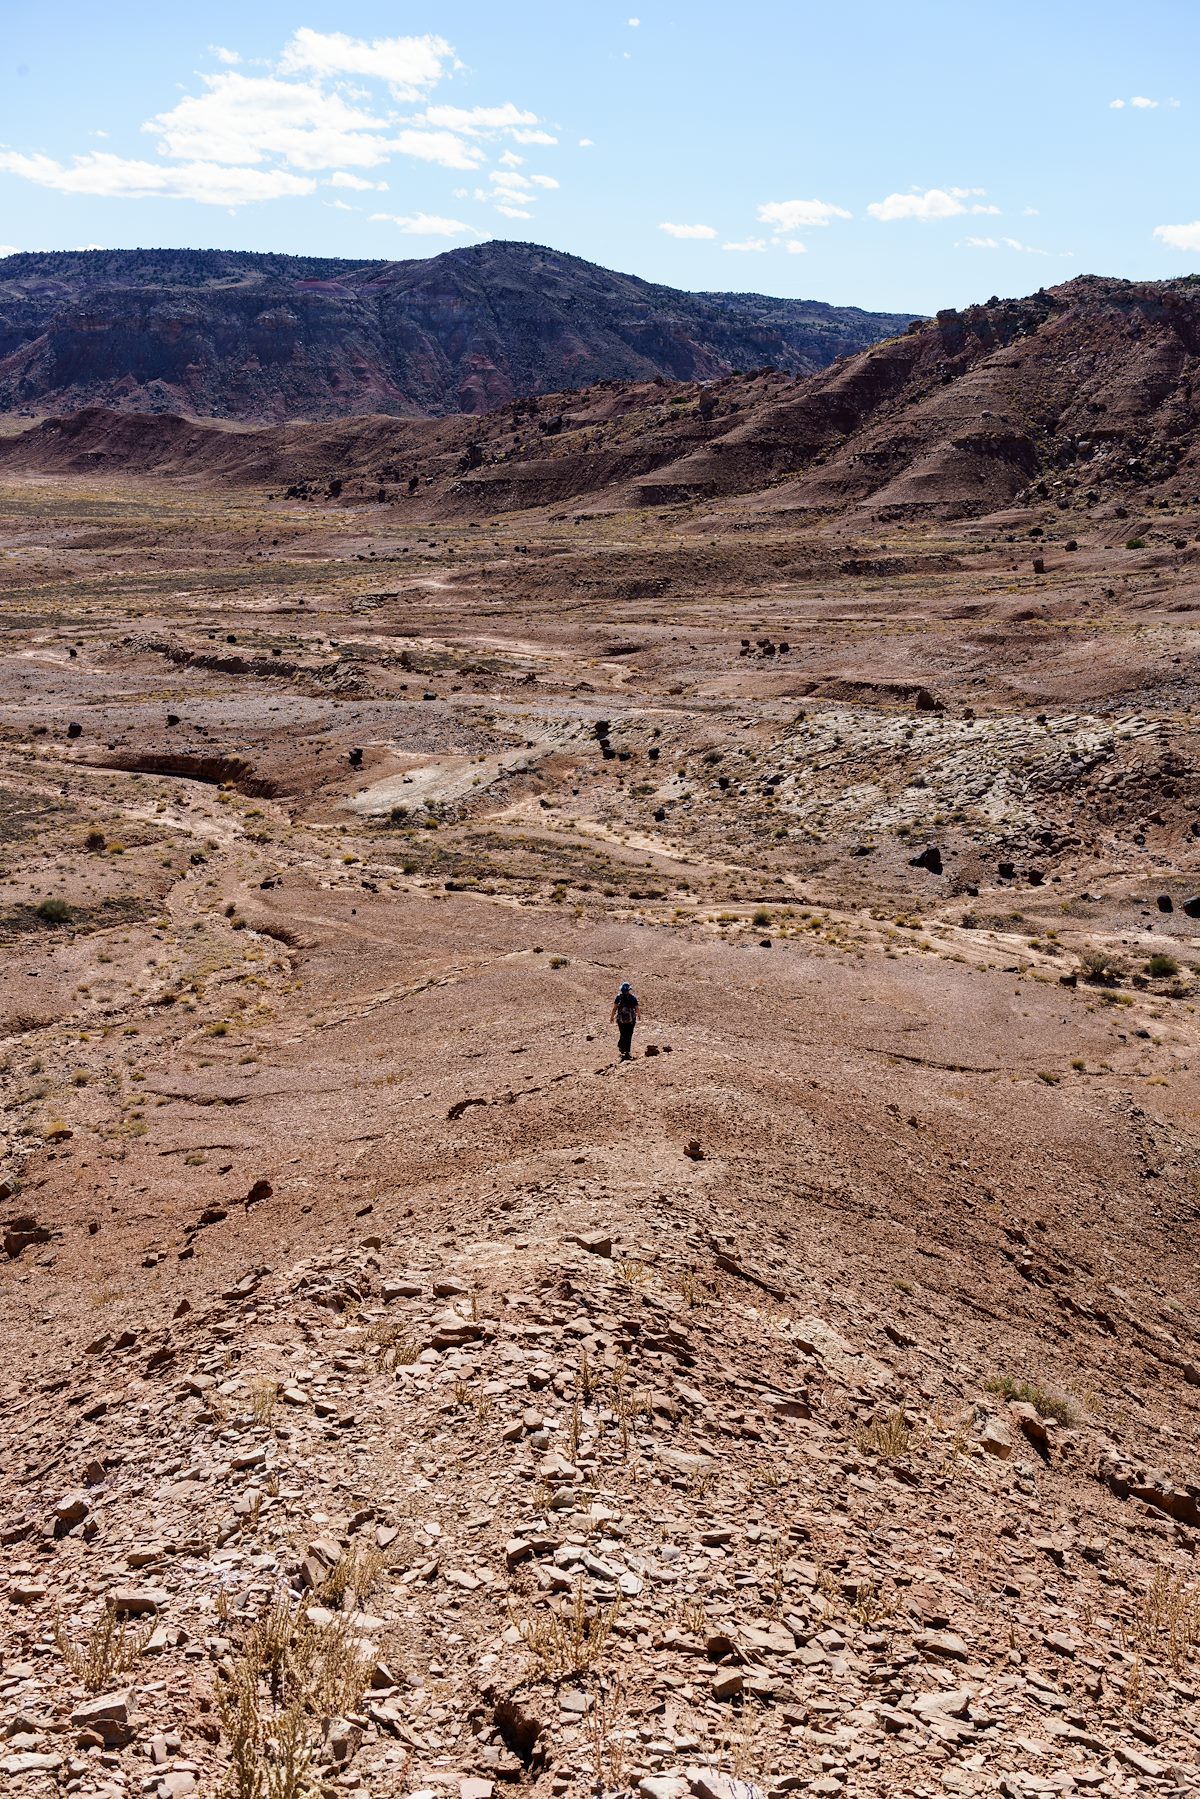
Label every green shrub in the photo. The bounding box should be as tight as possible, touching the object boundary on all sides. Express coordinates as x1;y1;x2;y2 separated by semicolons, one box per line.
1146;953;1179;978
985;1375;1074;1425
35;898;72;926
1079;946;1127;985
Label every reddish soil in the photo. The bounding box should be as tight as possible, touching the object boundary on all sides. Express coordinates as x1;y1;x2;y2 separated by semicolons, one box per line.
0;361;1199;1799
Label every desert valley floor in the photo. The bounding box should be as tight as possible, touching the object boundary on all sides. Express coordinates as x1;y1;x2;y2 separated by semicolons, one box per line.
1;462;1199;1799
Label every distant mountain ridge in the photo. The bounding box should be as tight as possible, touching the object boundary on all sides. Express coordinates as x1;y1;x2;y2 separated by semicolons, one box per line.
0;241;914;422
5;275;1197;528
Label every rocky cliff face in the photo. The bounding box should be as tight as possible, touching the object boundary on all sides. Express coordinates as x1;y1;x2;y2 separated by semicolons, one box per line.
0;242;913;422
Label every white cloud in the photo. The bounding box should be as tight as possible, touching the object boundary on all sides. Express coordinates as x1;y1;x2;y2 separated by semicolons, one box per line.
0;25;553;212
868;186;992;221
422;102;539;135
756;198;850;232
0;245;19;257
659;221;717;239
0;149;314;204
146;74;399;170
491;169;531;190
784;239;806;254
329;199;353;211
723;238;767;252
389;128;483;170
1154;221;1200;251
496;203;533;219
962;233;1046;254
330;170;386;191
971;203;1000;215
279;28;453;98
1131;95;1158;108
628;15;641;23
148;76;485;173
1109;98;1125;109
1023;206;1040;216
578;136;594;148
369;211;472;235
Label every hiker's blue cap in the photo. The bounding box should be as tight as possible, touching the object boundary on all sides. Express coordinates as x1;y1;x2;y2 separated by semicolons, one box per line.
620;982;631;991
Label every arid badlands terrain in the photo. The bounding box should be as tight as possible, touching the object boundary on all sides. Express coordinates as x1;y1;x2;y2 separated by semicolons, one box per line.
1;277;1200;1799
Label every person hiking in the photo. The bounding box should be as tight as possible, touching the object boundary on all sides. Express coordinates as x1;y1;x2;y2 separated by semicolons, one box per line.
610;981;640;1060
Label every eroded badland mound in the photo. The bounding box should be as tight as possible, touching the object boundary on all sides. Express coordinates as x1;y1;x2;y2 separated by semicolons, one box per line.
1;270;1200;1799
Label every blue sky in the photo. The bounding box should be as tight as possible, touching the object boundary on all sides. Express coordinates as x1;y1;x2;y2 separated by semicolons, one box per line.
1;2;1197;313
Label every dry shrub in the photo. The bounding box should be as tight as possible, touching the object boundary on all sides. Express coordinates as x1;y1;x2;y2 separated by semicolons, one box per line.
855;1410;916;1459
317;1542;388;1608
55;1602;153;1692
1136;1570;1200;1673
509;1585;621;1680
216;1595;372;1799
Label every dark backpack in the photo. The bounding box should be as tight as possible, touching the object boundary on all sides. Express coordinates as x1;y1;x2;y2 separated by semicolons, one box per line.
616;993;637;1023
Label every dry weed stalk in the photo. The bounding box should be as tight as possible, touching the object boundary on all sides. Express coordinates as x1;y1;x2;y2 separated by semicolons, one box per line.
216;1595;372;1799
55;1603;153;1692
509;1585;621;1680
679;1597;708;1637
577;1345;601;1400
1135;1570;1200;1673
855;1411;916;1459
585;1678;629;1787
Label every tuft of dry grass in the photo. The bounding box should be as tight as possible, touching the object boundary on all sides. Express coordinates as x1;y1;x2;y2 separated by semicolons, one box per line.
1134;1570;1200;1673
984;1374;1073;1425
855;1410;917;1459
248;1379;280;1428
365;1318;419;1372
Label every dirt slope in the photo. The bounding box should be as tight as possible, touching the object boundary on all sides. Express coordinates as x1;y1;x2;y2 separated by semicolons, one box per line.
0;457;1199;1798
